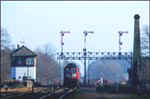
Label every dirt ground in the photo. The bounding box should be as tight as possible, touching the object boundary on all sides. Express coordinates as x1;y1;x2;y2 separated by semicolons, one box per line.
0;87;45;94
69;87;150;99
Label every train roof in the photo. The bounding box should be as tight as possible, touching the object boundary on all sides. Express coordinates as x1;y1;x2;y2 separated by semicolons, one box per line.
65;63;78;68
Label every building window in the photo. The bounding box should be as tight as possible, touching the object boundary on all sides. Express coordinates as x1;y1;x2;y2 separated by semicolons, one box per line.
17;57;22;65
26;58;34;65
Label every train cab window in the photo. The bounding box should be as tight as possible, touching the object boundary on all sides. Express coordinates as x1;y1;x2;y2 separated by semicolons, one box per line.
65;68;70;72
26;58;34;65
72;68;76;73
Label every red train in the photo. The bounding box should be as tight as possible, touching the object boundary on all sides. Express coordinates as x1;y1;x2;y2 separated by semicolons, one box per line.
64;63;80;88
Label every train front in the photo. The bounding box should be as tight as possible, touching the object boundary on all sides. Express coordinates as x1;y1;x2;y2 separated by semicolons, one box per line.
64;63;80;88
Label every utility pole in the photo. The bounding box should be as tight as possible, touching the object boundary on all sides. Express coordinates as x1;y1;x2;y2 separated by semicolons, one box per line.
83;30;94;85
60;31;70;58
118;31;128;55
0;29;1;95
149;30;150;57
59;30;70;85
118;31;128;73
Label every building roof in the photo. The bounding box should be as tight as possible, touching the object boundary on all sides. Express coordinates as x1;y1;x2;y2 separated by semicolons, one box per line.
12;45;37;57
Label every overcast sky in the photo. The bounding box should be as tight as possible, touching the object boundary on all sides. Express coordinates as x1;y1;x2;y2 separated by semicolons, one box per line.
2;1;149;52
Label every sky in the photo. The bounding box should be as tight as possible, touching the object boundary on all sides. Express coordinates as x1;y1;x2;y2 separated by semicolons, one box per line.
2;1;149;51
1;1;149;76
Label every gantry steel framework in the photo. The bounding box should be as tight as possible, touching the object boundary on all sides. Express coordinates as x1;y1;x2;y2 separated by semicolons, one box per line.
57;52;132;60
57;51;132;85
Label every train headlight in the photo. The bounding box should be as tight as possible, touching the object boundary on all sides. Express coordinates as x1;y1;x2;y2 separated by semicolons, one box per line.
72;73;76;77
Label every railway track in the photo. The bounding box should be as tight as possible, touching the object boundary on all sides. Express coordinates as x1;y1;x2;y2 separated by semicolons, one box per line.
44;87;77;99
1;92;47;99
1;87;53;99
1;87;78;99
1;93;25;99
39;87;65;99
59;87;77;99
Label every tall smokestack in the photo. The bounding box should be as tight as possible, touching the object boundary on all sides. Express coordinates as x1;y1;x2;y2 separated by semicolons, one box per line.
133;14;141;65
132;14;141;89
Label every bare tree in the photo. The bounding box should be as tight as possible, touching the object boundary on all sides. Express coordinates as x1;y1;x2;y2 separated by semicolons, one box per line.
39;43;56;57
35;45;60;85
0;28;12;83
141;25;150;56
1;28;11;49
1;49;11;83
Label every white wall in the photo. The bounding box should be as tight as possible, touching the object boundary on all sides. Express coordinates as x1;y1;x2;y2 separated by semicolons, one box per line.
11;66;36;81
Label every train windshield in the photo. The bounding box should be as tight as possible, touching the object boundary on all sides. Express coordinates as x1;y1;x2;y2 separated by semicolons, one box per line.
65;68;70;72
72;68;76;73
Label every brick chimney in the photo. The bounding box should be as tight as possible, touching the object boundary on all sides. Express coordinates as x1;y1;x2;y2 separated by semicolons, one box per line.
131;14;141;89
133;14;141;63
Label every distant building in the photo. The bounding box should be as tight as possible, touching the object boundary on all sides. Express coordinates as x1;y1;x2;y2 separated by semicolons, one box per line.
139;57;150;86
11;45;37;81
